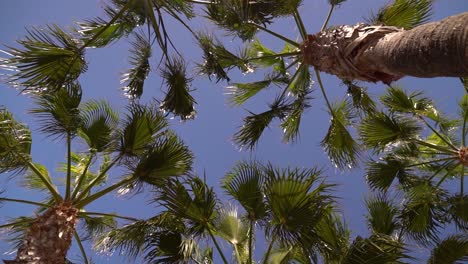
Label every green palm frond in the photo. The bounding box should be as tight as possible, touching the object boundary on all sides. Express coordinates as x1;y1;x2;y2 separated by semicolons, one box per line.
118;103;169;156
315;212;350;263
78;100;119;152
263;165;333;246
196;33;249;82
222;160;267;220
144;230;186;264
0;108;32;175
79;214;117;241
287;64;311;96
121;32;152;100
156;177;217;237
461;77;468;93
268;244;312;264
458;94;468;141
359;112;421;151
160;56;196;120
344;81;376;116
248;39;283;68
365;158;412;191
342;234;409;264
281;93;312;143
29;82;83;138
448;195;468;230
131;132;193;186
329;0;347;5
77;15;137;48
427;234;468;264
321;99;360;169
226;74;289;106
1;25;86;92
368;0;433;29
0;216;35;249
20;163;54;192
366;194;399;235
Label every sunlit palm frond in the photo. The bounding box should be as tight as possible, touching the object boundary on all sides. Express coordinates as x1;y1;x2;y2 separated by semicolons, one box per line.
287;64;311;96
315;211;350;263
321;99;360;169
160;56;196;120
29;82;83;138
118;103;169;156
121;32;152;100
196;33;249;82
359;111;421;152
248;39;284;68
368;0;433;29
0;108;32;175
268;244;312;264
344;81;376;116
427;234;468;264
226;74;288;106
20;163;54;192
1;25;86;92
458;94;468;139
366;194;399;235
281;93;312;143
381;86;435;115
78;100;119;152
131;132;193;187
342;234;410;264
77;15;136;48
222;160;267;220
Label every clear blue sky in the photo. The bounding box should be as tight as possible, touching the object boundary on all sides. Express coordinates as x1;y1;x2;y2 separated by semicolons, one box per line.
0;0;466;263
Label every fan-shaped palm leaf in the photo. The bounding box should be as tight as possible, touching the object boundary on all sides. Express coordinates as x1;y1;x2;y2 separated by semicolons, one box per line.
447;195;468;230
427;234;468;264
365;158;412;191
368;0;433;30
160;56;196;120
315;211;350;263
281;92;312;143
344;81;376;116
78;100;119;152
29;82;83;138
366;194;399;235
78;214;117;241
77;15;137;48
1;25;86;92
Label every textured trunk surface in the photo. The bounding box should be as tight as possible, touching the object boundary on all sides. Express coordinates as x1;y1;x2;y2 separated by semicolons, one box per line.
302;12;468;84
4;203;78;264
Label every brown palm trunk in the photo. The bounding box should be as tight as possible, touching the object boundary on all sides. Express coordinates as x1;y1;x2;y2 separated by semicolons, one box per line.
4;203;78;264
302;12;468;84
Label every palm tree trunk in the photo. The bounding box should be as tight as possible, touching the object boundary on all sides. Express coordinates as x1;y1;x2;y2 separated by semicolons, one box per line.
302;12;468;84
4;202;78;264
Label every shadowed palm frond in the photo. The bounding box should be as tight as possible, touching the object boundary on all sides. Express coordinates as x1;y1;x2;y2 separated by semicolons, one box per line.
226;74;289;106
366;194;399;235
1;25;86;92
281;92;312;143
365;157;412;191
78;100;119;152
20;163;54;192
160;56;196;120
458;94;468;140
196;32;249;82
78;214;117;241
321;99;360;169
29;82;83;139
121;32;152;100
315;211;350;263
0;216;35;250
344;81;376;116
368;0;433;29
448;195;468;230
0;108;32;175
427;234;468;264
144;230;187;264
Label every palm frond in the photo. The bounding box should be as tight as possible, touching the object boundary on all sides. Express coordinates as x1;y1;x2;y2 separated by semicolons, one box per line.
160;56;196;120
0;216;35;249
222;160;267;220
461;77;468;93
121;32;152;100
20;163;54;192
368;0;433;29
447;195;468;230
0;108;32;174
359;112;421;152
366;194;399;235
458;94;468;140
78;100;119;152
329;0;347;5
315;212;350;263
381;86;440;120
144;230;186;264
321;100;360;169
344;81;376;116
213;205;249;250
196;32;250;82
248;39;283;68
1;25;86;92
287;64;311;96
427;234;468;264
365;158;412;191
281;91;313;143
29;82;83;138
79;214;117;241
226;74;288;106
77;16;136;48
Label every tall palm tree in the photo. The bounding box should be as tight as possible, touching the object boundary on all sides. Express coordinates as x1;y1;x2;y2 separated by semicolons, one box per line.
0;84;193;262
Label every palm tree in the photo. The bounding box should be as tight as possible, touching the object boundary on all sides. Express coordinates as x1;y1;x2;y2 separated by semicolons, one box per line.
0;83;193;262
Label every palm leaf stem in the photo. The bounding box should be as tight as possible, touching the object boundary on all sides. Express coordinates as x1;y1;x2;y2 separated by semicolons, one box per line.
247;23;299;48
234;243;242;264
0;197;51;208
79;211;139;222
435;164;458;188
462;109;467;147
75;177;133;208
0;218;35;229
279;63;305;101
262;236;276;264
26;160;61;202
65;133;72;200
247;51;301;62
74;155;122;203
70;153;95;200
293;10;307;40
145;0;168;58
315;68;335;118
208;227;229;264
418;116;458;151
191;258;202;264
163;5;197;37
405;157;457;168
321;4;335;31
74;231;89;264
460;165;465;195
187;0;213;4
248;220;253;264
428;160;456;182
415;139;458;154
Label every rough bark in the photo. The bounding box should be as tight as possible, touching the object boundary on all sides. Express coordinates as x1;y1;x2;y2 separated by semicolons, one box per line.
302;12;468;84
4;203;78;264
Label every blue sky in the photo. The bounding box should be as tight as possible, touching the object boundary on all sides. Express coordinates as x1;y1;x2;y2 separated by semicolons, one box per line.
0;0;467;263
